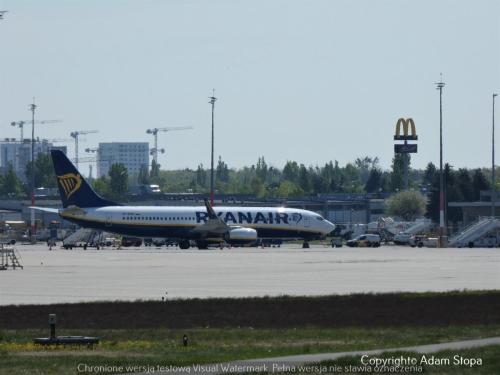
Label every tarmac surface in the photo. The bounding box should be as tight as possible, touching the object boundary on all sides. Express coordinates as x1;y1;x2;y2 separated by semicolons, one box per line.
1;243;499;305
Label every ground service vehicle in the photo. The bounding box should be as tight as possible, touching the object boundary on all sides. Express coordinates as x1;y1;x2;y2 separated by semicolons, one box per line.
346;234;381;247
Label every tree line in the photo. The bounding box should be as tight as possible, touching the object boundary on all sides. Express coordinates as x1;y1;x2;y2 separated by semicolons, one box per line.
0;153;494;224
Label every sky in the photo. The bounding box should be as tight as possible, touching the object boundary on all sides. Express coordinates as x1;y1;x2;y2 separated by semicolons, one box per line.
0;0;499;176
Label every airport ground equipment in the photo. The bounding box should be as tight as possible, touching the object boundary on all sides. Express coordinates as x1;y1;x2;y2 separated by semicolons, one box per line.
0;243;23;270
448;217;500;247
377;217;412;242
62;228;104;249
33;314;99;348
409;235;438;248
331;237;343;247
393;219;433;245
346;234;381;247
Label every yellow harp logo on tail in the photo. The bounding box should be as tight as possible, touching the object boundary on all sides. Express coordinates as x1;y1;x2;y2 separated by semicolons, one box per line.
57;173;82;198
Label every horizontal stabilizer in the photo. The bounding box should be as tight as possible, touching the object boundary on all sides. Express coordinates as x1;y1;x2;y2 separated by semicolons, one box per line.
29;206;60;214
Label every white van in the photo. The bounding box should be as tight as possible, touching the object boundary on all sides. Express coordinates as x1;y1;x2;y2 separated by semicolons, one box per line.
346;234;381;247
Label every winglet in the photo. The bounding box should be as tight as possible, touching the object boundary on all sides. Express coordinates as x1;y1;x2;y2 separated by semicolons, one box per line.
204;198;218;220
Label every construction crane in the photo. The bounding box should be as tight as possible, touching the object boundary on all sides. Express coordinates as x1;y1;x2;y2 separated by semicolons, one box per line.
145;126;193;166
70;130;98;169
10;120;62;142
45;138;71;143
0;137;70;144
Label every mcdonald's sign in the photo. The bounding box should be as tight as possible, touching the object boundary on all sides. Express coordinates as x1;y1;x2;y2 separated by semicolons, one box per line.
394;118;418;141
394;144;417;153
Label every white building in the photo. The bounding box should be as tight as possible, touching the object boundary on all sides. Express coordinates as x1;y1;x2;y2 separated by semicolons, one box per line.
0;139;67;183
97;142;149;178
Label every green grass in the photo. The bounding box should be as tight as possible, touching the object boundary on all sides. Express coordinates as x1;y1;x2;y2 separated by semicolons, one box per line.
1;325;500;374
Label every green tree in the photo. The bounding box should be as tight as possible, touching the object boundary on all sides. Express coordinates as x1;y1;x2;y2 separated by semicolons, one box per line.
390;154;409;192
423;162;437;187
298;164;310;193
329;161;344;192
196;164;207;187
283;161;299;182
25;153;57;188
443;164;464;223
255;156;268;182
108;163;128;200
472;169;490;200
355;156;379;184
276;180;304;198
342;163;362;193
92;176;110;197
456;168;474;201
250;176;266;197
365;168;384;193
138;165;150;185
0;164;23;197
216;156;229;183
309;166;324;194
386;190;426;220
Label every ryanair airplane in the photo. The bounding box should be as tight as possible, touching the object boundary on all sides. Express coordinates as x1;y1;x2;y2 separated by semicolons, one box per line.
35;150;335;249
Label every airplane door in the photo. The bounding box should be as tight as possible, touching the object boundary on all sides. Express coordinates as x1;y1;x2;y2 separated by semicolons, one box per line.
105;214;112;227
303;214;310;228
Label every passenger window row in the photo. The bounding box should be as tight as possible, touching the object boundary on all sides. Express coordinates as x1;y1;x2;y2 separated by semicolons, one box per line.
122;216;195;221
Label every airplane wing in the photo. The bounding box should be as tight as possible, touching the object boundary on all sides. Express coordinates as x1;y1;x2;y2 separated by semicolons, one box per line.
192;199;229;235
29;206;60;214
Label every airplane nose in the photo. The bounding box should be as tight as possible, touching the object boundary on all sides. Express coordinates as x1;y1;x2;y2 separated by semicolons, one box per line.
325;220;335;234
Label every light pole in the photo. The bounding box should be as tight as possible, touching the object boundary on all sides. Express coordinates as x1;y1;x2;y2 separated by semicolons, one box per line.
29;99;37;242
209;90;217;206
435;77;446;247
492;93;498;217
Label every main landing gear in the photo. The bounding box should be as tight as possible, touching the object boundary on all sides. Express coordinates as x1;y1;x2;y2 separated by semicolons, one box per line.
195;241;208;250
302;241;310;249
179;240;190;250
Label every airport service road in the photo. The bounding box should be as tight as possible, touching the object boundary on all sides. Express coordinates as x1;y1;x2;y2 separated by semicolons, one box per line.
1;244;499;305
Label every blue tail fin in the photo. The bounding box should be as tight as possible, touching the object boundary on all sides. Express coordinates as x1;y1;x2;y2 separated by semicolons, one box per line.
51;150;118;208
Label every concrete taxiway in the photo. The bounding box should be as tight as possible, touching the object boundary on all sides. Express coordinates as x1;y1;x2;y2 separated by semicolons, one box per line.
1;244;499;305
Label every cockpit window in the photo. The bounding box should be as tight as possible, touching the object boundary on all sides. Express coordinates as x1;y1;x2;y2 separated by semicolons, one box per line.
315;215;324;221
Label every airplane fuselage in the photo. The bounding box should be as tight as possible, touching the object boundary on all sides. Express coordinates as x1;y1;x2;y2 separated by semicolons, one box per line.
60;205;333;240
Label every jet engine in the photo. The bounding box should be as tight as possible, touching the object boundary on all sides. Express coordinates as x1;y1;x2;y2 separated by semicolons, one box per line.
225;227;258;245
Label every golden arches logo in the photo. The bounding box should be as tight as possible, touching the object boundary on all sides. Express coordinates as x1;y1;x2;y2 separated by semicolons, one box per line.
57;173;82;198
394;118;418;140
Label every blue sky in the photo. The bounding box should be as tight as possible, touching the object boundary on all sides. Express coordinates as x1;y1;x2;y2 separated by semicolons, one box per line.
1;0;499;174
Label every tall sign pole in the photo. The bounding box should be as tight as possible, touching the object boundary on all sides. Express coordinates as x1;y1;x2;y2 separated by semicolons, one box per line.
493;93;498;217
435;77;446;247
209;90;217;206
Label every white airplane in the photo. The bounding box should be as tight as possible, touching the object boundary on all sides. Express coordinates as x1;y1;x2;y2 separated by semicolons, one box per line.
34;150;335;249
